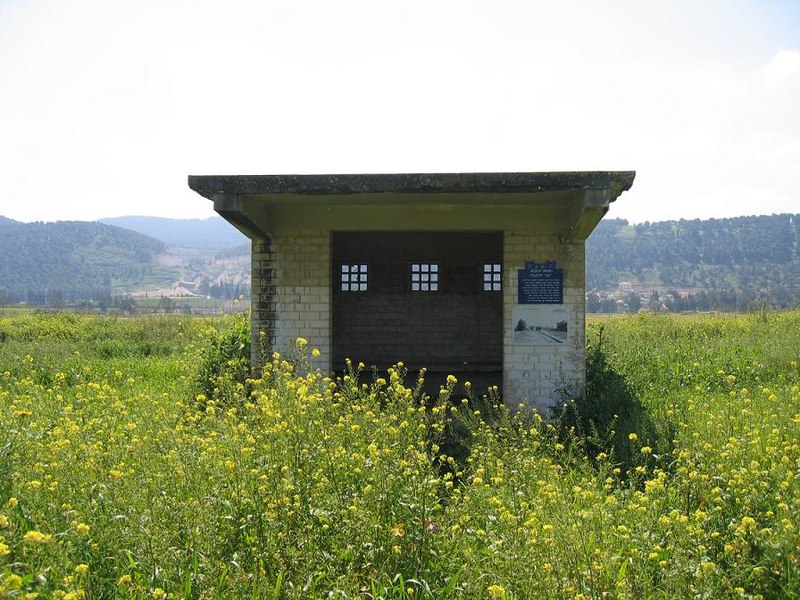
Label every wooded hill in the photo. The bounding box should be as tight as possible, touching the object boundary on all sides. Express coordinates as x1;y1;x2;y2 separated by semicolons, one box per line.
586;214;800;309
0;217;176;304
2;213;799;310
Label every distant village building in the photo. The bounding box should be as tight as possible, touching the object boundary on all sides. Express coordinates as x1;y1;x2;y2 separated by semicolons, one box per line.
188;172;634;409
132;285;198;298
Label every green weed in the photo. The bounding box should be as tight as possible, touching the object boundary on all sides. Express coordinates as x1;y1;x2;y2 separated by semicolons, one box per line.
0;311;798;598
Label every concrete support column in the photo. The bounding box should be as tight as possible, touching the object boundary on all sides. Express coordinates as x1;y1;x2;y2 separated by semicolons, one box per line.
502;232;586;411
251;237;276;366
270;230;332;372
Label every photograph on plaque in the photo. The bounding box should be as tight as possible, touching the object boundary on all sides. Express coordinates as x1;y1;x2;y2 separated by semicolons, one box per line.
512;305;570;345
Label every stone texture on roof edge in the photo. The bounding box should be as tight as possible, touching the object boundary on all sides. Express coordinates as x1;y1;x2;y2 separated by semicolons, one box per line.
188;171;636;200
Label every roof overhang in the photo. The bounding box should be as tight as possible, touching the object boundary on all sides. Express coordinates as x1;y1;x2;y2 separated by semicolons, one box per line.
187;171;635;242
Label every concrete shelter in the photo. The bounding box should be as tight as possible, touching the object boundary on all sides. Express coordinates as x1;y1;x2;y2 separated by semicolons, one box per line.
188;172;634;409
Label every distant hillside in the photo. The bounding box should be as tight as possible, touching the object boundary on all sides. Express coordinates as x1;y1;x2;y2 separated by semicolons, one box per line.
0;218;176;304
214;243;250;259
587;214;800;309
99;216;247;249
3;212;799;310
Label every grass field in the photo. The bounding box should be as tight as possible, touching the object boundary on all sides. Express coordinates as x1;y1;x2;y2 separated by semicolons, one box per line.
0;307;38;317
1;311;799;598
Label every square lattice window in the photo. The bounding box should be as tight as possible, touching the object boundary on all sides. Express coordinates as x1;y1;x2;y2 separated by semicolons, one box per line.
483;263;502;291
410;263;439;292
340;264;368;291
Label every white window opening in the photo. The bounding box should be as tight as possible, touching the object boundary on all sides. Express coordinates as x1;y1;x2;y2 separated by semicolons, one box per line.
411;263;439;292
340;264;368;291
483;263;502;291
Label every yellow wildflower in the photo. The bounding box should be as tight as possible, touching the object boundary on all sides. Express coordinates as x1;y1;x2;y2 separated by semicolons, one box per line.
22;530;53;544
486;584;507;598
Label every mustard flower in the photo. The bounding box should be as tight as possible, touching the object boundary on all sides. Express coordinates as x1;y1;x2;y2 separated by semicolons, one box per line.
22;530;53;544
486;584;507;598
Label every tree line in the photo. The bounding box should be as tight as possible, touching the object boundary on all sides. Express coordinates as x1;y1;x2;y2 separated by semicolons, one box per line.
586;213;800;311
0;217;168;304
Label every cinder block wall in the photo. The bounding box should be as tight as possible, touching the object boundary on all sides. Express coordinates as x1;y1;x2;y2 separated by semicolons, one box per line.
251;231;331;370
503;232;586;410
251;238;276;364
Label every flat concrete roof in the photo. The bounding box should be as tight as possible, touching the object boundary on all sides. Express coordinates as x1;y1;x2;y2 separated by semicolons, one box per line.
188;171;635;241
188;171;635;200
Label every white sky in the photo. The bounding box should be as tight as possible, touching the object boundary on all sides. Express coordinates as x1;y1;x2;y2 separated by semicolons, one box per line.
1;0;798;224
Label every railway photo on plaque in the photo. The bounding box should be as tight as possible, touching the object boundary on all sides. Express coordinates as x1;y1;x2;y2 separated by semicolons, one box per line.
512;305;570;345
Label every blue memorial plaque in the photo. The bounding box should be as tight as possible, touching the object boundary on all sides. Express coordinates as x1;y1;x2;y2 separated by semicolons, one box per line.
517;261;563;304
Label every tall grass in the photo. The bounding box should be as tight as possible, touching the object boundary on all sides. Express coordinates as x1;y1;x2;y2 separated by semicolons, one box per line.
1;311;798;598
